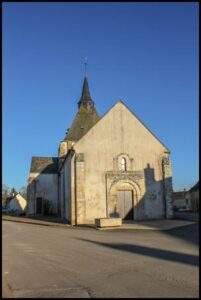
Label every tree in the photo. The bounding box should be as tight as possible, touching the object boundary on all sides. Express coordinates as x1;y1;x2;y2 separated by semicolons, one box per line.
2;185;11;207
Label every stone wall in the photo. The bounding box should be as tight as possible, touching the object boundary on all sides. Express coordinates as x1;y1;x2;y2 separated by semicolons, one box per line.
75;153;86;224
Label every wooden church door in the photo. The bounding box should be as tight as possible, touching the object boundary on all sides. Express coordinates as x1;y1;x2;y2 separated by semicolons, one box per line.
117;190;133;220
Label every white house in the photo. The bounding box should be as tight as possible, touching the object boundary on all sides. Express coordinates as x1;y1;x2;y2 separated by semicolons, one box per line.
6;193;27;215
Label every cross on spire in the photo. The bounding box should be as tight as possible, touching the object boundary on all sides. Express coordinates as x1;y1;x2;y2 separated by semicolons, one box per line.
84;56;88;77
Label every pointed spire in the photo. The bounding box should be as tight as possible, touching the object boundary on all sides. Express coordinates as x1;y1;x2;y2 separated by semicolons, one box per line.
78;77;94;109
64;75;100;142
81;77;92;101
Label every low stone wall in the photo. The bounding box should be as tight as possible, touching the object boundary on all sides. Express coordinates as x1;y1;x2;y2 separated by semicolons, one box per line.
95;218;122;228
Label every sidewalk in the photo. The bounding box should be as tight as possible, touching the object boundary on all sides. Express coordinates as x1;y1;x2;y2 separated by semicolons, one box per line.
97;219;197;231
2;215;196;231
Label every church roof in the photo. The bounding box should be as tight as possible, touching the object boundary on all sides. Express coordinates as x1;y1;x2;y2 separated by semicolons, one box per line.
64;77;100;142
30;157;58;174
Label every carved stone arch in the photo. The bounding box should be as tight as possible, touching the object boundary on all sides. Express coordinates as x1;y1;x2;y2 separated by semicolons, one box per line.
107;179;141;220
109;179;141;197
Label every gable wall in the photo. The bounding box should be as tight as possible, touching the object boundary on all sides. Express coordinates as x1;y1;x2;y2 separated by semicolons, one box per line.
74;102;169;222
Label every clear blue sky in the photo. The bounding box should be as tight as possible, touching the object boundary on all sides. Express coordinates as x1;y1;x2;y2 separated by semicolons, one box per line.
3;3;199;191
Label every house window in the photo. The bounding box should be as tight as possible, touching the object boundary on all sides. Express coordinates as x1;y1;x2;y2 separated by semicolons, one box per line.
120;157;127;171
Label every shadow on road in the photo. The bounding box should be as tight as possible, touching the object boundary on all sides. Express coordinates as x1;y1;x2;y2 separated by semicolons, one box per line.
77;238;199;267
163;223;199;246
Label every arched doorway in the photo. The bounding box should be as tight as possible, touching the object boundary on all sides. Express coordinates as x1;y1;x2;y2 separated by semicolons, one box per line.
107;180;141;220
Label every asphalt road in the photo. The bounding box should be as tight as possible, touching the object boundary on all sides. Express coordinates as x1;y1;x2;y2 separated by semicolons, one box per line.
2;221;199;298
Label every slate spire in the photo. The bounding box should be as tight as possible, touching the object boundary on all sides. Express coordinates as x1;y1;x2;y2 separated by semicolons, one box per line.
64;76;100;142
78;77;94;109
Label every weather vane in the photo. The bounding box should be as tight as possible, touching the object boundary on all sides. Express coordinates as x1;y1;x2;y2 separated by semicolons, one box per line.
84;56;88;77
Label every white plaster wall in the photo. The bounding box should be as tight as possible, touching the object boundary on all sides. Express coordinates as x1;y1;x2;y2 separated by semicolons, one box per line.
74;101;169;222
27;172;58;214
27;180;35;215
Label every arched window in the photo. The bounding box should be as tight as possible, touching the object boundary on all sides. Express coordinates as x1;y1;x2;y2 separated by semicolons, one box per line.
120;157;127;171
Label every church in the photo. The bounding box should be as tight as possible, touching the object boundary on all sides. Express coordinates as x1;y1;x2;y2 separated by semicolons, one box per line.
27;76;173;225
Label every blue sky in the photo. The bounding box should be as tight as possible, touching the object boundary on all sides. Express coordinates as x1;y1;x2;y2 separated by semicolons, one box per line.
3;3;199;191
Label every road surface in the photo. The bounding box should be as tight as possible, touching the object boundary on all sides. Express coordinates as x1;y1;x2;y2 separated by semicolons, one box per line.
2;221;199;298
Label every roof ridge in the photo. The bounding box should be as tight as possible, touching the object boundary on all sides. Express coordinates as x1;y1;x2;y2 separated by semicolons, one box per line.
30;157;58;174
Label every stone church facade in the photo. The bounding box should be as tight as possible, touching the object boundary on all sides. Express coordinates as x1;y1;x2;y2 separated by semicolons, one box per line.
27;77;173;224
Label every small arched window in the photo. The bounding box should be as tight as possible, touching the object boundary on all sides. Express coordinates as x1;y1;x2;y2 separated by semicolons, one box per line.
120;157;127;171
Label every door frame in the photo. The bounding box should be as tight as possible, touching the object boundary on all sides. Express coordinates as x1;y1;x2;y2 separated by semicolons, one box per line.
106;178;141;220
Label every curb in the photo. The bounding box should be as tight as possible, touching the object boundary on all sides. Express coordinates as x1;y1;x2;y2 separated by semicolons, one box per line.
96;221;196;231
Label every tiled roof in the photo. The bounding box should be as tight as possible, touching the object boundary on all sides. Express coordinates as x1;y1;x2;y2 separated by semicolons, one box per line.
65;105;100;142
30;157;58;174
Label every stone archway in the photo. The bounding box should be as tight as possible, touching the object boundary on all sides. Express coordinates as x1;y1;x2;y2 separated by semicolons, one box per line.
107;180;141;220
